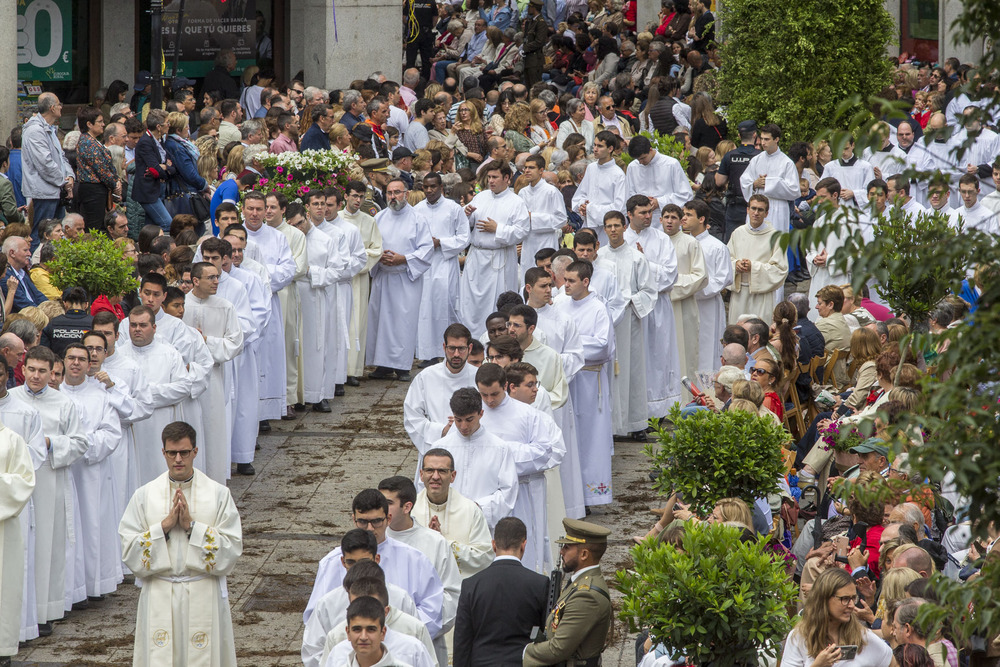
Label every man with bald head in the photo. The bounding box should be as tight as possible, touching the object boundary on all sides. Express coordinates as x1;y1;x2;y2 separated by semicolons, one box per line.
0;332;26;389
893;545;934;578
720;343;747;370
913;112;960;207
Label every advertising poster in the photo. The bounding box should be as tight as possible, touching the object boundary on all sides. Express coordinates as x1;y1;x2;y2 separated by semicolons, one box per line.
161;0;257;77
17;0;73;82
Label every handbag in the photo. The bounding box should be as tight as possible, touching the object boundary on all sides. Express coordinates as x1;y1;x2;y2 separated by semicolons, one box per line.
164;181;210;222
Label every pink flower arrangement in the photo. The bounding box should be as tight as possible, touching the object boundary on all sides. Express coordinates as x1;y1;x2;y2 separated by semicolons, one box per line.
818;421;865;453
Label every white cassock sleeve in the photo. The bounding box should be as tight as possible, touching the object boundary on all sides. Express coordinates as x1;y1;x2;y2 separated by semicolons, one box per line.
746;240;788;293
508;412;565;476
439;205;471;259
403;214;436;281
344;227;368;278
669;240;708;301
403;375;446;454
103;379;143;425
0;430;35;521
630;253;658;319
266;235;297;293
204;307;244;365
82;396;123;465
699;240;733;300
49;402;89;469
147;354;194;408
644;236;679;295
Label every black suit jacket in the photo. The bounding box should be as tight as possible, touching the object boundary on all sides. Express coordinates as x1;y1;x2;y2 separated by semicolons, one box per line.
453;558;549;667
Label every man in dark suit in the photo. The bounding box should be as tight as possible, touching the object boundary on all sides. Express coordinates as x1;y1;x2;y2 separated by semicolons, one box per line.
299;104;334;152
453;517;547;667
132;110;177;230
1;235;47;312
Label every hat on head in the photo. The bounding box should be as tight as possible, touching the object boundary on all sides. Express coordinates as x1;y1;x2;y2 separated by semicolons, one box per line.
171;76;196;91
392;147;414;161
529;0;544;7
360;157;392;173
849;438;889;458
134;71;153;91
737;119;758;134
555;518;611;545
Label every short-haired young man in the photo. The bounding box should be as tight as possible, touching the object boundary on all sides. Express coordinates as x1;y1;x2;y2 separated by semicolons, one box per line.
682;198;733;373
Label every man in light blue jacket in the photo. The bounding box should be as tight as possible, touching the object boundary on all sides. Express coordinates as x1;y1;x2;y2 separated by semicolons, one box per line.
21;93;74;249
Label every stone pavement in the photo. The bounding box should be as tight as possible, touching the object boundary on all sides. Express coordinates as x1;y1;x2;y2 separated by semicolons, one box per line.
13;371;660;667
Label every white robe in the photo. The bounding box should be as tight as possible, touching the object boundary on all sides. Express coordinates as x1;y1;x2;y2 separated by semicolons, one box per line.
739;148;799;233
62;378;124;597
413;489;494;578
304;587;421;667
119;470;242;667
949;201;1000;234
728;223;788;323
403;363;479;455
299;224;350;402
246;223;295;419
912;137;963;207
216;270;261;468
820;158;876;209
101;351;154;519
183;294;244;483
0;392;45;645
367;204;435;370
572;159;627;245
10;385;87;622
522;338;569;410
665;230;708;390
804;210;851;319
459;188;530;337
342;208;384;377
0;423;34;656
862;144;908;180
481;395;564;573
598;242;656;434
625;151;694;224
414;197;469;360
693;230;733;373
624;225;681;416
305;537;444;638
518;179;567;273
423;425;519;529
118;339;192;486
273;220;308;406
553;292;615;507
227;265;271;464
325;217;369;384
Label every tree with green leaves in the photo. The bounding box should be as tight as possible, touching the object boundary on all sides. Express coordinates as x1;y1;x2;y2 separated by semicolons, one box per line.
716;0;895;144
47;234;139;301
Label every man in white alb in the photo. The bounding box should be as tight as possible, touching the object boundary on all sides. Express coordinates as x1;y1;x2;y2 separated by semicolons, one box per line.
661;204;707;388
625;134;693;226
572;131;627;246
518;154;567;275
341;181;384;385
739;123;799;233
682;200;733;373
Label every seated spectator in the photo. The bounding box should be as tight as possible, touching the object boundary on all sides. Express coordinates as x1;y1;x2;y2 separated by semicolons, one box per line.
1;235;47;311
29;242;61;301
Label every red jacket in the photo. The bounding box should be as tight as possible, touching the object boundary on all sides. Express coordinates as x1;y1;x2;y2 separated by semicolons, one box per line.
91;295;125;321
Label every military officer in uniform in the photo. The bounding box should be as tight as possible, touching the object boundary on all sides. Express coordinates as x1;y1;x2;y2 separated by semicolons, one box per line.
522;0;549;87
524;518;613;667
360;157;391;213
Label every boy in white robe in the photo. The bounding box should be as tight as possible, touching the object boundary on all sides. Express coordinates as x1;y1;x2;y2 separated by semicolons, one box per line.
381;476;463;666
367;180;435;380
413;449;494;578
414;174;469;363
0;415;34;663
183;263;244;484
459;162;530;338
949;173;1000;234
476;363;564;573
597;212;656;437
625;135;694;226
11;346;88;627
291;203;350;410
119;421;242;667
662;204;708;389
518;155;567;274
323;191;369;390
552;261;615;507
821;138;876;209
329;597;406;667
682;200;733;373
804;181;851;319
423;389;519;529
342;181;385;383
739;123;799;233
61;343;124;598
404;325;480;456
571;131;627;246
728;194;788;324
622;196;681;417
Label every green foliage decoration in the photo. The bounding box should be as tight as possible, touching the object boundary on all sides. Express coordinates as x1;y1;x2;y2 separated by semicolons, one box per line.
715;0;895;144
617;522;797;667
647;406;786;514
619;130;689;170
47;235;139;298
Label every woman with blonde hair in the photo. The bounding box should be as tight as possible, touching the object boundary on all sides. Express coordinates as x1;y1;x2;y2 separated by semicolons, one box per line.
782;568;892;667
329;123;352;153
708;497;754;529
580;82;602;121
843;327;882;412
814;139;833;176
503;102;535;154
874;567;922;641
529;99;556;146
194;135;220;186
751;357;784;420
452;101;488;169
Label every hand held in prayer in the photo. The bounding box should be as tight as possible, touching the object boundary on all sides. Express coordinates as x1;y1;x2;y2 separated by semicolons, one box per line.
967;164;977;174
161;492;182;534
873;166;883;180
433;237;442;248
813;250;827;267
649;197;659;210
636;242;644;254
842;188;854;200
476;217;498;233
753;174;767;189
429;515;442;532
175;489;194;533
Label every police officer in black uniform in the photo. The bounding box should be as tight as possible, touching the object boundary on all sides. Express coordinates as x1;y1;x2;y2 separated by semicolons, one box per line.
716;119;761;243
405;0;438;81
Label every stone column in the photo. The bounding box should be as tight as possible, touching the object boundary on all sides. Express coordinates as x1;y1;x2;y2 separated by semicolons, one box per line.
939;0;982;64
637;0;659;35
101;0;137;88
0;0;17;140
300;0;403;90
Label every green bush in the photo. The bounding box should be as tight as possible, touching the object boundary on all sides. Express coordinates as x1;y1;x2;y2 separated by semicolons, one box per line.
620;130;689;170
47;235;139;299
648;406;786;514
716;0;894;144
617;522;796;667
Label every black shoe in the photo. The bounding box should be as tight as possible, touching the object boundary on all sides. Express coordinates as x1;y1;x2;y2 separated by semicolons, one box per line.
1;655;11;666
395;372;412;382
87;595;106;602
258;420;271;433
417;358;441;368
345;376;361;387
334;384;345;396
629;430;649;442
236;463;256;476
312;399;332;413
369;367;395;380
293;403;307;412
281;405;297;421
72;599;89;611
37;622;53;636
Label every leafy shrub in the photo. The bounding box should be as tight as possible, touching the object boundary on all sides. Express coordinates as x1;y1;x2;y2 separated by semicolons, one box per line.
617;522;796;667
648;406;786;513
620;130;689;171
47;235;139;298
